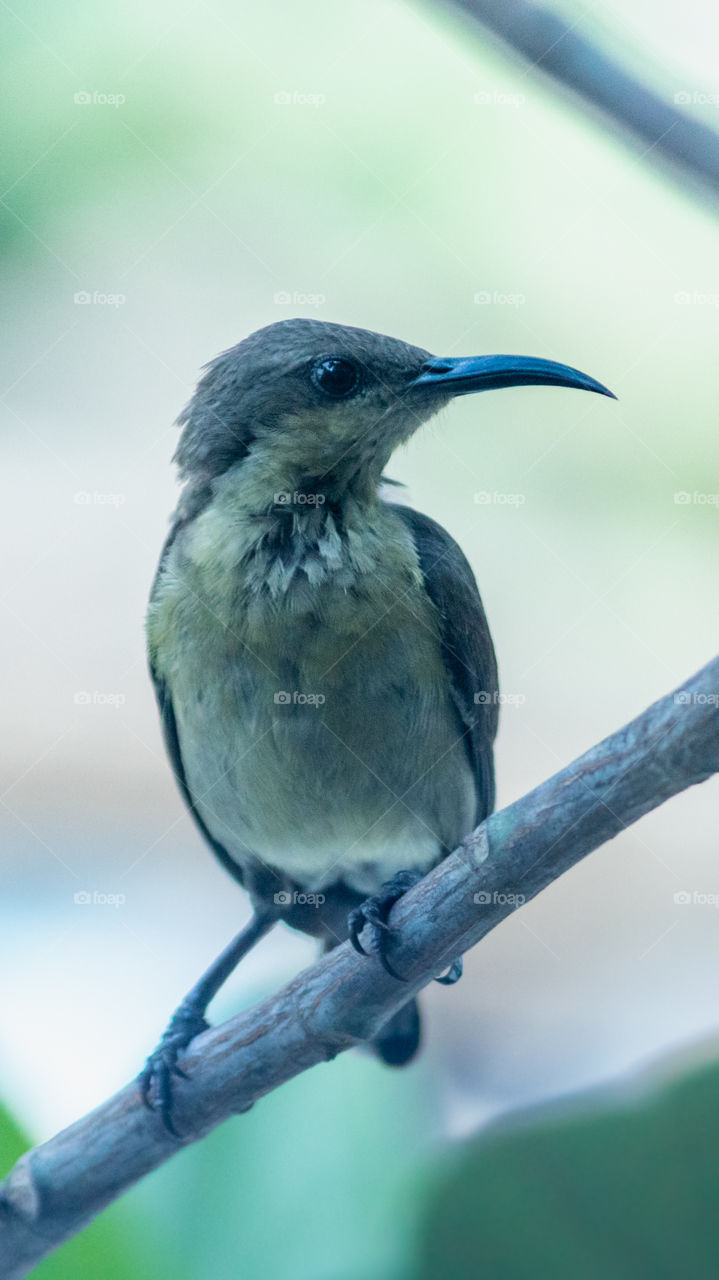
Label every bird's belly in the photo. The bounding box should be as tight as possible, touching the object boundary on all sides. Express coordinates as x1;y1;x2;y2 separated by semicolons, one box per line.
171;600;478;895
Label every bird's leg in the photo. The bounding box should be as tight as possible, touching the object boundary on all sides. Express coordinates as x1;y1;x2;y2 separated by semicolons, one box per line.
348;871;464;985
139;910;277;1136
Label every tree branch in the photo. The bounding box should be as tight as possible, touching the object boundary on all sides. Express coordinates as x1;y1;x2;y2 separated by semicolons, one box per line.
436;0;719;201
1;657;718;1278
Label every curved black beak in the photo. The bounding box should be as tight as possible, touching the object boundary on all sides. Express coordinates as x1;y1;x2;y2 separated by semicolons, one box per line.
411;354;616;400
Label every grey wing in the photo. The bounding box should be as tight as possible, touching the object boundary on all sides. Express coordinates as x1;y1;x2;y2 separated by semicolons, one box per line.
394;505;499;823
148;520;246;888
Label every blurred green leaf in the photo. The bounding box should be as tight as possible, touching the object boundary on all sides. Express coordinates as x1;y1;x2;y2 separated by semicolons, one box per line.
0;1099;164;1280
414;1053;719;1280
126;1045;433;1280
0;1101;30;1169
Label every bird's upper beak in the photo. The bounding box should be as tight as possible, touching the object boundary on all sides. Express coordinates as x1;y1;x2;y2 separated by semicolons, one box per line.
410;354;615;400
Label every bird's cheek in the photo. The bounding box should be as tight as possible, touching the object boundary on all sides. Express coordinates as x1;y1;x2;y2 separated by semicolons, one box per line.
323;408;356;440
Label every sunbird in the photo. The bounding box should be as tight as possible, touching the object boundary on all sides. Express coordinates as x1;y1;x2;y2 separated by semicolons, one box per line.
140;318;613;1131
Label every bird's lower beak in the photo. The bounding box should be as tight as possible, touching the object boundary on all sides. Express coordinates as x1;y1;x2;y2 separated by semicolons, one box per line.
411;354;615;400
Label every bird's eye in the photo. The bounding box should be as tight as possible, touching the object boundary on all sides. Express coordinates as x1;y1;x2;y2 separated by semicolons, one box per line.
310;356;361;399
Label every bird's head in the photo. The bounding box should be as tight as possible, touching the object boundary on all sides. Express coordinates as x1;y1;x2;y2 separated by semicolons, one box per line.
175;318;614;507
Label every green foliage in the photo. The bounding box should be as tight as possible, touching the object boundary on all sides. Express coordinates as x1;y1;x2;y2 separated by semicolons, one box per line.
8;1048;719;1279
122;1049;431;1280
414;1055;719;1280
0;1048;430;1280
0;1102;29;1170
0;1101;159;1280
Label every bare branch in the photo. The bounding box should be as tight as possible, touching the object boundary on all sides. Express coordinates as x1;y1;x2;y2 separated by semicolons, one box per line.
1;656;717;1278
437;0;719;200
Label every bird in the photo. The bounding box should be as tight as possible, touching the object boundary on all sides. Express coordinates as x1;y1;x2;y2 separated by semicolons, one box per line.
140;317;614;1132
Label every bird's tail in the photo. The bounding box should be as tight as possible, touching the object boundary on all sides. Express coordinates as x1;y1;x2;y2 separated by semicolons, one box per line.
319;936;421;1066
370;998;421;1067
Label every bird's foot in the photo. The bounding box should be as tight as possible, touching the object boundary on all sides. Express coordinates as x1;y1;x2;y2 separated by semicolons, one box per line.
348;870;423;980
138;1002;209;1137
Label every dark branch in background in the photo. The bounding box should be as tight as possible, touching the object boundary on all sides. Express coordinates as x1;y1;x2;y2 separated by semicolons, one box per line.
437;0;719;200
1;657;718;1279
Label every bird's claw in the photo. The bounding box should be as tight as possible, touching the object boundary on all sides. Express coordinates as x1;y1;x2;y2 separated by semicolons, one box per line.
138;1006;209;1137
348;870;423;980
435;956;463;985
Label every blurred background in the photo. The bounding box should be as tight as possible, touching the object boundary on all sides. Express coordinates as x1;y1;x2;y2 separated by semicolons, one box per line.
1;0;718;1275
